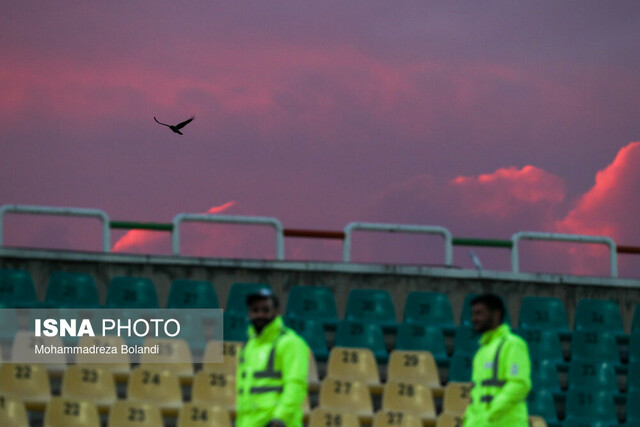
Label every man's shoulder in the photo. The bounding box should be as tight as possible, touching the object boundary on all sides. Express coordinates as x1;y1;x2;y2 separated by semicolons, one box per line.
278;327;309;349
505;331;529;350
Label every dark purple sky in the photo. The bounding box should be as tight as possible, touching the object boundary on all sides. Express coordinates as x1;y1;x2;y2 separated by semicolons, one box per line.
2;2;639;277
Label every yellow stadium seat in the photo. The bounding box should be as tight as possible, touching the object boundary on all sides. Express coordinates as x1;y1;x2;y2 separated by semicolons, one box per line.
75;336;131;381
436;412;464;427
10;331;65;375
61;365;117;411
309;407;360;427
319;378;373;422
327;347;381;390
43;397;100;427
381;380;436;422
141;338;194;381
387;350;441;393
0;363;51;409
529;415;548;427
373;410;423;427
127;367;182;414
107;400;164;427
177;403;232;427
442;382;472;415
191;371;236;413
202;341;242;375
0;395;29;427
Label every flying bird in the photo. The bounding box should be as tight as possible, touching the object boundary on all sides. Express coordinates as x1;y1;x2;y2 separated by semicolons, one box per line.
154;116;195;135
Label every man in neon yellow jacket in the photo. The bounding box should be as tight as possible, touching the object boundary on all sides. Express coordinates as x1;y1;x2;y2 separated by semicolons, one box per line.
464;293;531;427
236;289;310;427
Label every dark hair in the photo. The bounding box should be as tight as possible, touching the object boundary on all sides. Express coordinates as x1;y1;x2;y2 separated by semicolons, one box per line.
246;289;279;309
471;293;505;322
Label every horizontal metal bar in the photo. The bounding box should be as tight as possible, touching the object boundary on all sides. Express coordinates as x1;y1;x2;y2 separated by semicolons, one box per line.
452;237;512;248
617;245;640;255
110;221;173;232
283;228;346;240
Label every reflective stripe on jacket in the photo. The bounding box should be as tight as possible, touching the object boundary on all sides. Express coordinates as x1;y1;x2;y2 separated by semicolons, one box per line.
236;316;309;427
464;324;531;427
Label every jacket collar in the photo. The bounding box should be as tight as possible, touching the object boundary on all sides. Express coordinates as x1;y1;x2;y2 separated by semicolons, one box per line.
479;323;510;346
248;315;284;342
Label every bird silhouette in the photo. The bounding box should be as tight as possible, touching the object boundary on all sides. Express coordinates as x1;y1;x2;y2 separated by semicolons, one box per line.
154;116;195;135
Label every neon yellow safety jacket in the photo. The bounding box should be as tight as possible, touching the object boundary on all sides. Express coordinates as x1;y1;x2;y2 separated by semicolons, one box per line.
236;316;310;427
464;324;531;427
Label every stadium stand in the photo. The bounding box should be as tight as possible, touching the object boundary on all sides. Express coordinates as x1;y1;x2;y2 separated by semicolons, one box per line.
403;291;456;334
441;382;472;416
573;298;626;341
387;350;442;394
285;285;339;330
60;365;117;411
373;409;423;427
44;271;100;308
107;400;163;427
527;389;559;426
176;403;232;427
0;394;29;427
0;269;38;307
518;296;571;336
327;347;381;389
516;328;566;368
319;378;373;423
166;279;219;309
0;363;51;410
335;320;389;363
42;396;100;427
225;282;272;317
345;289;398;332
394;323;449;365
106;276;159;308
284;316;330;361
191;371;236;414
564;390;618;426
530;359;562;395
126;367;182;414
308;407;360;427
448;353;473;382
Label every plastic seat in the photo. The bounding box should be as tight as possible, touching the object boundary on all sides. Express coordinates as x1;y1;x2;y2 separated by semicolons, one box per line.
381;380;436;422
75;335;131;380
567;360;618;393
529;416;548;427
43;397;100;427
633;302;640;333
0;395;29;427
327;347;380;387
395;323;449;365
403;291;455;333
191;372;236;412
167;279;219;308
442;382;472;415
45;271;100;308
517;328;565;366
309;407;360;427
285;317;329;361
387;350;441;390
562;420;613;427
177;403;232;427
629;363;640;392
106;277;159;308
127;367;182;413
530;359;562;394
140;338;194;380
61;365;117;410
203;340;243;374
519;297;570;336
285;285;339;329
626;390;640;424
436;412;464;427
319;378;373;421
223;312;248;342
461;293;510;326
453;325;480;355
373;409;423;427
527;389;559;424
345;289;397;331
0;363;51;408
335;320;389;363
574;299;624;336
225;282;272;317
564;390;617;425
448;353;473;382
11;330;66;374
0;269;38;307
571;330;621;364
0;308;19;342
107;400;164;427
629;332;640;364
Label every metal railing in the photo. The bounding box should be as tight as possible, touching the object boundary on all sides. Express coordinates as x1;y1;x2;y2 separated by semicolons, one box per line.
342;222;453;265
511;231;618;278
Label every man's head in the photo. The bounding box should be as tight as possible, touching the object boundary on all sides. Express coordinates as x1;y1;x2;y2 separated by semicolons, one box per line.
470;293;505;334
246;289;279;335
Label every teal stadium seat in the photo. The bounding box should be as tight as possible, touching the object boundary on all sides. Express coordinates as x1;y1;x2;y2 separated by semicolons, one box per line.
45;271;100;308
453;325;480;355
628;363;640;393
527;389;559;425
395;323;449;365
335;320;388;363
0;307;19;342
630;332;640;364
448;353;473;382
516;328;566;368
563;420;615;427
345;288;397;332
285;285;338;330
633;303;640;333
567;360;618;393
0;269;38;307
564;390;618;426
574;299;625;339
226;283;272;317
571;330;621;366
167;280;219;308
106;276;159;308
519;297;570;337
530;359;562;395
284;317;329;361
223;312;248;342
460;293;510;326
403;291;455;334
626;390;640;425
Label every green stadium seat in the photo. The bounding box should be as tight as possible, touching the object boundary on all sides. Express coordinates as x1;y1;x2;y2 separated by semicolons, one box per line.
628;363;640;393
562;420;615;427
530;359;562;395
453;325;479;355
460;293;510;326
45;271;100;308
0;269;38;307
167;280;219;308
225;283;271;317
223;312;248;342
564;390;618;426
626;390;640;424
574;299;625;338
106;277;158;308
403;291;455;334
448;353;473;382
516;328;566;368
395;323;448;365
571;331;621;367
519;297;570;338
335;320;388;363
527;389;559;425
0;308;19;342
567;360;618;393
633;303;640;333
284;317;329;361
630;333;640;365
285;286;338;330
345;289;397;332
